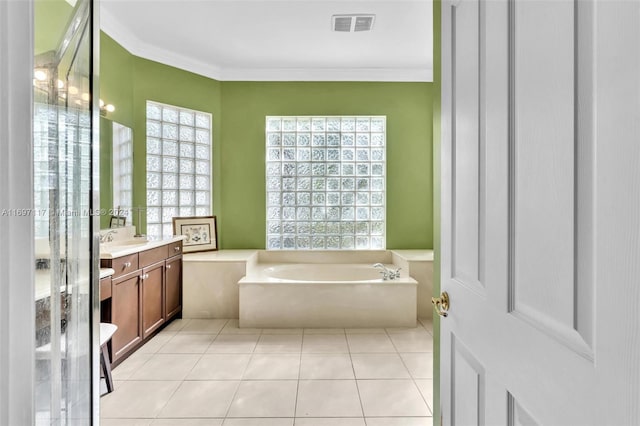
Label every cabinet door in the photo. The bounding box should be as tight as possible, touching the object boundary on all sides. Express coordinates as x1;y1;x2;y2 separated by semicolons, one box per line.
142;261;165;339
112;273;142;361
165;255;182;319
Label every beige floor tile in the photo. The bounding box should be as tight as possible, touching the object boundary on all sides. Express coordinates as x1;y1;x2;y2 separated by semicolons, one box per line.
163;318;191;332
223;418;294;426
294;419;365;426
385;325;426;333
303;328;345;334
418;318;433;334
101;419;152;426
227;381;298;418
299;354;354;380
158;381;240;418
158;333;216;354
254;334;303;353
351;353;411;379
296;380;362;417
112;352;153;381
357;379;430;417
186;354;252;380
302;334;349;353
366;418;433;426
180;318;228;334
129;354;201;381
136;332;176;354
207;334;260;353
262;328;304;335
415;379;434;410
387;331;433;353
152;419;224;426
346;333;396;353
220;319;263;335
101;380;181;418
243;354;300;379
400;353;433;379
345;328;387;334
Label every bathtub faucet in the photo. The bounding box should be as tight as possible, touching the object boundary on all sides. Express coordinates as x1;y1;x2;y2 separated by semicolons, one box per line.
373;263;402;280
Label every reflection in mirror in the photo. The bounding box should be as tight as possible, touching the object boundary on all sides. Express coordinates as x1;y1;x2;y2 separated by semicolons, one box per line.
99;119;133;229
112;122;133;218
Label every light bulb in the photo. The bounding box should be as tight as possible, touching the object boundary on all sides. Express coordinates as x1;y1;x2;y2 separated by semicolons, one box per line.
106;104;115;113
34;70;47;81
57;79;65;89
99;99;105;108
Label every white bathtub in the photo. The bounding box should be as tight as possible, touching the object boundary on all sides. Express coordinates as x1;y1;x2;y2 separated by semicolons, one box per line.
265;264;385;282
238;251;417;328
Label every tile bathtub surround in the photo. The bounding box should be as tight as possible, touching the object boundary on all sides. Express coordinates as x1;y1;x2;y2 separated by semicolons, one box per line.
101;318;433;425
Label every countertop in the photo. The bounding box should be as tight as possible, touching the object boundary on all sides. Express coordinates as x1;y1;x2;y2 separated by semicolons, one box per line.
99;235;185;259
100;268;115;279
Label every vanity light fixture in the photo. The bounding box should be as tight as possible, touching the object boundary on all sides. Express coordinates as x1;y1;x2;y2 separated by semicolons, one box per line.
99;99;116;116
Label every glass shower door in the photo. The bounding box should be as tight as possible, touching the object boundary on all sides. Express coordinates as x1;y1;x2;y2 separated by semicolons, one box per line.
33;0;98;423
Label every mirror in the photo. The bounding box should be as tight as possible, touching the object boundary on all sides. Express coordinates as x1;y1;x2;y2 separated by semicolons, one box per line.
100;118;133;229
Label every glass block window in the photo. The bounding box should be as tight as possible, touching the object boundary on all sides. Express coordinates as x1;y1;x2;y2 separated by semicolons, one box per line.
112;122;133;211
266;116;386;250
146;101;211;239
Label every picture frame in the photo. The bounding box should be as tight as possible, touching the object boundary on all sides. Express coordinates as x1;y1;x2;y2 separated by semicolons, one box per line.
172;215;218;253
109;215;127;228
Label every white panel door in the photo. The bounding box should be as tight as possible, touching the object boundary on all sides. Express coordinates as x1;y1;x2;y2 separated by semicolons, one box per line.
440;0;640;425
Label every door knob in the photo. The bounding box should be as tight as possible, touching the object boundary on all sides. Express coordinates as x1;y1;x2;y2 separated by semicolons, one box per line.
431;292;450;317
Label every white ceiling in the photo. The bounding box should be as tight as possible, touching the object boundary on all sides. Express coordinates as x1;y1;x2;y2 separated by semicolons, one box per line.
100;0;433;82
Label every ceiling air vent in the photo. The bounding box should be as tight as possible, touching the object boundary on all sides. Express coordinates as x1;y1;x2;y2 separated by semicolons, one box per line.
332;14;376;32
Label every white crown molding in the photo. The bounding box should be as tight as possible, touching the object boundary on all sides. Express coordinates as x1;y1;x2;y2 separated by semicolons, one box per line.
219;67;433;82
100;8;432;83
101;8;223;80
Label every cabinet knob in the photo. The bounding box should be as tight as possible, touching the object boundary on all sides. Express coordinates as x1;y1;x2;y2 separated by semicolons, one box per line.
123;262;131;268
174;246;181;252
166;264;172;269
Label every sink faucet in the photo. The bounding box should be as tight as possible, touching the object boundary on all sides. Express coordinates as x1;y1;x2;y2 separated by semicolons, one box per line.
100;230;117;243
373;263;402;280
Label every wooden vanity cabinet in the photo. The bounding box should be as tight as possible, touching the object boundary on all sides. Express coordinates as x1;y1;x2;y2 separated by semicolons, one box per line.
101;240;183;364
165;254;182;320
142;260;165;339
111;271;142;360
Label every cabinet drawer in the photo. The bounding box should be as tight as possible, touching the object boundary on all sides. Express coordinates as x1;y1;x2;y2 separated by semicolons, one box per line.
100;277;112;301
139;245;169;268
111;254;139;278
168;240;183;256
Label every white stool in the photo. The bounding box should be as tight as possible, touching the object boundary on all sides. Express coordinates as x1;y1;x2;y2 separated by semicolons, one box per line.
100;323;118;394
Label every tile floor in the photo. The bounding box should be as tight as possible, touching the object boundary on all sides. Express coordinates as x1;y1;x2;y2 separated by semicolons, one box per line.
101;318;433;426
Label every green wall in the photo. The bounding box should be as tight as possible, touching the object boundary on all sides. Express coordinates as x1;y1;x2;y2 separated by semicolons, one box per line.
221;82;433;248
35;0;74;55
100;34;434;250
99;33;222;232
131;56;223;236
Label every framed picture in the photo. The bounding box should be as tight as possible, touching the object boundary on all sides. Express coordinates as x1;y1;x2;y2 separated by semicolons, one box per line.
172;216;218;253
109;215;127;228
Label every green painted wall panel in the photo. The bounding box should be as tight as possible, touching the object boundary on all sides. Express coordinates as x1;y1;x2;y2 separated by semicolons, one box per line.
99;33;434;250
131;56;223;234
35;0;74;55
220;82;434;249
